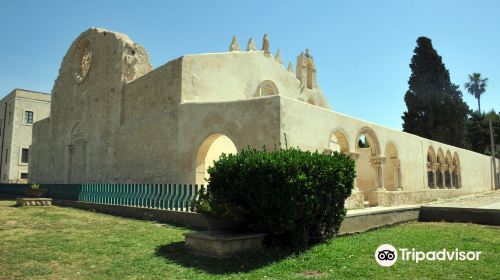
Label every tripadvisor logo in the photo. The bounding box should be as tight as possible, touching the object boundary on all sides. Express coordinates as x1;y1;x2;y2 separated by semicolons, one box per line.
375;244;481;267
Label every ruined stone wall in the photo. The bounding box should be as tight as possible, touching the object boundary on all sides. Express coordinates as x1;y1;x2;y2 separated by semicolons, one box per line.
32;28;152;183
121;58;182;124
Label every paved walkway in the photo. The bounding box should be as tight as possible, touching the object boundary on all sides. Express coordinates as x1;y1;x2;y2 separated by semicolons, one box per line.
424;190;500;209
347;190;500;216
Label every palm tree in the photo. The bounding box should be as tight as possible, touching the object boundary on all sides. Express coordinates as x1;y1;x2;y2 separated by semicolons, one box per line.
464;73;488;112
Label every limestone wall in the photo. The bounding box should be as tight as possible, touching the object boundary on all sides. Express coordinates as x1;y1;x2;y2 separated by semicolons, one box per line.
279;96;495;206
121;58;182;124
181;52;331;109
176;96;281;183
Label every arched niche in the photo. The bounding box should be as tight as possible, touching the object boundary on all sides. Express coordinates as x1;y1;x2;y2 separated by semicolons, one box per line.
195;134;237;185
255;80;279;97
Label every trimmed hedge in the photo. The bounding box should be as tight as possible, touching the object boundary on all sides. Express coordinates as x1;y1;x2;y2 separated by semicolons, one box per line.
196;147;355;248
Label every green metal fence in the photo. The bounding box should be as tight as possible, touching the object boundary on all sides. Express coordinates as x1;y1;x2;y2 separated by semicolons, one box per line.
0;183;203;212
0;184;28;197
46;184;82;200
79;184;203;211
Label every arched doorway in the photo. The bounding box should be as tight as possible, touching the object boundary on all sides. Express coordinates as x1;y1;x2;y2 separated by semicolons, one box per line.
383;143;401;191
355;127;382;206
68;123;86;183
195;134;237;185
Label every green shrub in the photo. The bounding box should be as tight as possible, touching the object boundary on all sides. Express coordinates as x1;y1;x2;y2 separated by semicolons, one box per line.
198;147;356;248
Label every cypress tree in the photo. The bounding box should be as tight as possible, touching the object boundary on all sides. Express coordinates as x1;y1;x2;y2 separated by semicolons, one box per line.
402;37;469;147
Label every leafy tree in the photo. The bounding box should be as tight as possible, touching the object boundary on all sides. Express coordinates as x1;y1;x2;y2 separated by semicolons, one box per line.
402;37;469;147
466;110;500;157
464;73;488;113
194;147;355;248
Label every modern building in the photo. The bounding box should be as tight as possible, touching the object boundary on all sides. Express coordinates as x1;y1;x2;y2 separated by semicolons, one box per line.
0;89;51;183
29;28;498;208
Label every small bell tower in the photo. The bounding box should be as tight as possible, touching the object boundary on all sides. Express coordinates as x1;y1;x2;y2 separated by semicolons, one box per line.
296;49;317;89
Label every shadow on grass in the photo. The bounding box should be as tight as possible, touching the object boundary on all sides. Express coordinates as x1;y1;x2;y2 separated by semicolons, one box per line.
155;241;294;275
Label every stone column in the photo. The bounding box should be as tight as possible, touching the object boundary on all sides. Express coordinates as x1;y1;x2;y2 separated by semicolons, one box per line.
432;163;439;189
370;156;385;191
441;164;448;189
450;166;455;188
392;159;402;191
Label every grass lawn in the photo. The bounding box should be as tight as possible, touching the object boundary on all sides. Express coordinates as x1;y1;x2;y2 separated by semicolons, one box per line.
0;200;499;279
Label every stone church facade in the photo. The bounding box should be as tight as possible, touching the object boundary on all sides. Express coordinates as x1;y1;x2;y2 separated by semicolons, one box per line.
29;28;499;209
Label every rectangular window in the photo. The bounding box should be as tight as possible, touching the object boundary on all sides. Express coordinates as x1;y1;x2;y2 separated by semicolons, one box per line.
24;111;34;124
21;148;29;163
5;148;8;163
20;173;28;180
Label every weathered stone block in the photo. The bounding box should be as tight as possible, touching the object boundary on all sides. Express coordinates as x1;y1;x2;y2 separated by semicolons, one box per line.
184;231;266;258
16;198;52;207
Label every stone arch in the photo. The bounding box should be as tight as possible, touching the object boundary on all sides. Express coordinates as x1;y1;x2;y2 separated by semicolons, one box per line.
195;133;237;185
354;127;382;206
445;151;453;188
383;142;401;191
70;122;85;141
328;130;350;155
255;80;279;97
452;152;461;188
355;127;380;156
427;146;437;188
436;148;445;188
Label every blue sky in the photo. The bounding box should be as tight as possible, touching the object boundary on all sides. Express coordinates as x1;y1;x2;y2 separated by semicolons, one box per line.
0;0;498;130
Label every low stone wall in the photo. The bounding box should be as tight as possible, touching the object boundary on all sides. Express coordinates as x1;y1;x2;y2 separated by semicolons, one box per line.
339;206;420;235
54;200;421;234
376;189;480;207
53;200;237;230
419;206;500;226
184;231;267;258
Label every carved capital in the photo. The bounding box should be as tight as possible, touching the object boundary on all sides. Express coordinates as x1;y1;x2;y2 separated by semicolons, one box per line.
441;164;448;171
431;163;440;171
370;156;385;167
349;152;360;160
